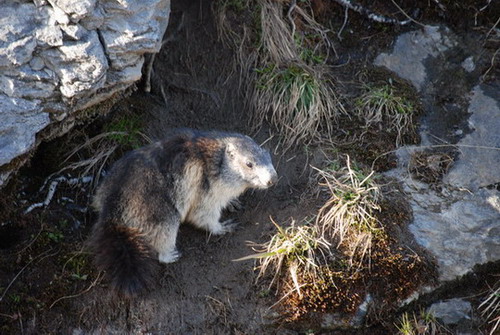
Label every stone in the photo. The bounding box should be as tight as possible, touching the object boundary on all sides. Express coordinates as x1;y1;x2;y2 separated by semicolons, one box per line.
320;295;372;330
410;188;500;281
100;0;170;69
379;26;500;285
34;7;64;47
48;0;97;22
41;29;108;98
0;0;171;188
444;85;500;191
0;36;37;67
59;23;88;40
0;97;49;167
79;5;105;31
29;57;45;71
428;299;472;325
1;64;58;98
461;56;475;72
374;26;456;91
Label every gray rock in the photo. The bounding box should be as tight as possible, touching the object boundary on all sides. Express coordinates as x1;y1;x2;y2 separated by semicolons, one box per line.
320;295;372;330
29;57;45;71
428;299;472;325
41;29;108;98
444;86;500;191
49;0;97;22
34;7;64;47
461;56;476;73
379;26;500;285
410;188;500;281
374;26;456;91
0;0;171;187
100;0;170;69
0;98;49;167
60;23;89;41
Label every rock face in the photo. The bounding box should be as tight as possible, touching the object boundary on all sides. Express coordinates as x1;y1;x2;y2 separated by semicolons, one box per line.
374;26;456;91
377;26;500;283
0;0;171;186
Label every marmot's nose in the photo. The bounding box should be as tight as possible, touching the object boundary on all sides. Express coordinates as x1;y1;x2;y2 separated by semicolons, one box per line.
267;171;278;186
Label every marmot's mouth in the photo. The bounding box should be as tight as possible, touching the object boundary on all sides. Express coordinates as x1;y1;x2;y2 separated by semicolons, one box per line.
254;167;278;188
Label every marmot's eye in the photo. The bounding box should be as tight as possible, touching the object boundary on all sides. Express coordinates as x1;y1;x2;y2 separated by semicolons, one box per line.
246;161;254;168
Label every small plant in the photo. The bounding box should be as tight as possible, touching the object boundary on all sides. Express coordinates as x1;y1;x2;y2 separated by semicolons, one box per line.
46;231;64;243
105;115;144;150
63;253;89;281
9;294;21;304
313;156;382;267
396;310;450;335
236;218;331;296
252;62;344;149
60;114;150;187
300;46;325;65
355;84;415;146
295;32;327;65
215;0;344;150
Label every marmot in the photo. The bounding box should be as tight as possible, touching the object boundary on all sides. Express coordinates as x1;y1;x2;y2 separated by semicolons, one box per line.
89;129;278;296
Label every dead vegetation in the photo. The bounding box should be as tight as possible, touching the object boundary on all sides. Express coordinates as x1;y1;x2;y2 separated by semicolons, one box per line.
479;282;500;335
238;154;435;322
314;156;382;267
215;0;346;150
409;150;453;185
251;63;344;149
236;218;330;297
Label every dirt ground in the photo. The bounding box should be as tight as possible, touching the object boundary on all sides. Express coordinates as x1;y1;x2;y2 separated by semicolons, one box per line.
0;0;498;334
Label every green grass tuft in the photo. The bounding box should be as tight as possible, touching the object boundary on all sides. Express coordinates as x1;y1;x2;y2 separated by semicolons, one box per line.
355;84;415;146
252;62;344;149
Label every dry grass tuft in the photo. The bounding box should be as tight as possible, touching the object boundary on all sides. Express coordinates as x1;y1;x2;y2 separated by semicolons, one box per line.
355;84;415;146
251;62;344;149
238;156;384;298
237;156;436;321
409;151;453;185
235;218;331;297
313;155;382;267
259;0;298;64
214;0;345;150
480;283;500;335
60;116;150;187
213;0;250;51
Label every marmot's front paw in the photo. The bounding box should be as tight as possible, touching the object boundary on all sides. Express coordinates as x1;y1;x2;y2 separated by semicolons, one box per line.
225;199;244;213
159;249;182;264
210;219;240;235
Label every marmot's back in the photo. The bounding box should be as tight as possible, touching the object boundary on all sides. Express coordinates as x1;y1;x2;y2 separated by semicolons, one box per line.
89;129;278;296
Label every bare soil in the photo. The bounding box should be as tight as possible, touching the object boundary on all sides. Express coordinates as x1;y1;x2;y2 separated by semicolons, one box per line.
0;0;498;334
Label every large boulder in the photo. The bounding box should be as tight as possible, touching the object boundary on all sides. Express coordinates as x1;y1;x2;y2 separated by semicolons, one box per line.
0;0;170;186
378;26;500;284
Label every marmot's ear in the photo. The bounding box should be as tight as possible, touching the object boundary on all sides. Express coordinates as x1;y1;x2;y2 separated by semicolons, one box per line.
226;142;236;158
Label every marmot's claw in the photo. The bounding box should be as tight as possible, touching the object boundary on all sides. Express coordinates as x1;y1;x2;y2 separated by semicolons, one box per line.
225;199;244;213
221;219;240;233
159;249;182;264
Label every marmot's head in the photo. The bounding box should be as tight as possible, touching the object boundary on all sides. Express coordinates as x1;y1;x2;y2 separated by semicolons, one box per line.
225;136;278;190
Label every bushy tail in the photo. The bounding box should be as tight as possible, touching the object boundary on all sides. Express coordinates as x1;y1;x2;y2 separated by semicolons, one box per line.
89;223;158;296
